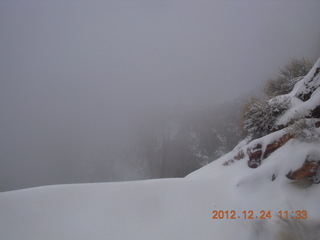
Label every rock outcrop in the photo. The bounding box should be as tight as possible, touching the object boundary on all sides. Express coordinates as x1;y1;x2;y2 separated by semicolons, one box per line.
223;57;320;187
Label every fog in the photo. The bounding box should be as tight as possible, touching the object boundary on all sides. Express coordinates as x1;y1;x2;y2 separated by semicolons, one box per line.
1;0;320;191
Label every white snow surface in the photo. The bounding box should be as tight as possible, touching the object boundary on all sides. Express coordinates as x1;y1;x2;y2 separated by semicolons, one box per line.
1;141;320;240
1;58;320;239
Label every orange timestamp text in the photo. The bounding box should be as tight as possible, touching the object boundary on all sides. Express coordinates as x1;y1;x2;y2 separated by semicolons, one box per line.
211;210;308;220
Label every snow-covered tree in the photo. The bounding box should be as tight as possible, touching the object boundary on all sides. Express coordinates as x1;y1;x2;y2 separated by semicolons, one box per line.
242;96;290;140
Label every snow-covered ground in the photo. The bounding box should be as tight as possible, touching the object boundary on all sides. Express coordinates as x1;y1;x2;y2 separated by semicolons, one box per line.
1;59;320;240
0;140;320;240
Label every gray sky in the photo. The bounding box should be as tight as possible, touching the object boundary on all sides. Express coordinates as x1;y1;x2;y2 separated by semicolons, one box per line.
0;0;320;191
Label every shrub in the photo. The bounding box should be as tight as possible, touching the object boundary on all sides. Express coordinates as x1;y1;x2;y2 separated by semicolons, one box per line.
264;58;313;97
285;118;320;143
242;96;290;140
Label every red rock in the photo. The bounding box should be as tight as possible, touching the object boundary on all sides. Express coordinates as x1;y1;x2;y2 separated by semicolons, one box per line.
286;158;320;180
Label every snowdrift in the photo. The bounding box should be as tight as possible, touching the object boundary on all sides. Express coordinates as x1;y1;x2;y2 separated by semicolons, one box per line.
1;58;320;240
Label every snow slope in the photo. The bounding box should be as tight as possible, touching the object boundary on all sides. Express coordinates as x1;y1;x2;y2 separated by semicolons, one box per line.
1;142;320;240
1;58;320;240
0;177;259;240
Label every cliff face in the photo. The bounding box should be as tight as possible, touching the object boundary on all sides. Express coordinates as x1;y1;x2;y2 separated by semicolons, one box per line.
185;58;320;239
208;57;320;187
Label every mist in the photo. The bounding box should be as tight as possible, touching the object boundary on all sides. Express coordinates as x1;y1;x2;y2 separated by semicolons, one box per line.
1;0;320;192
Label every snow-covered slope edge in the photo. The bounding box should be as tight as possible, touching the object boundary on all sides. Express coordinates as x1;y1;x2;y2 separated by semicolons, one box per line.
187;56;320;238
0;178;257;240
1;58;320;240
188;57;320;182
